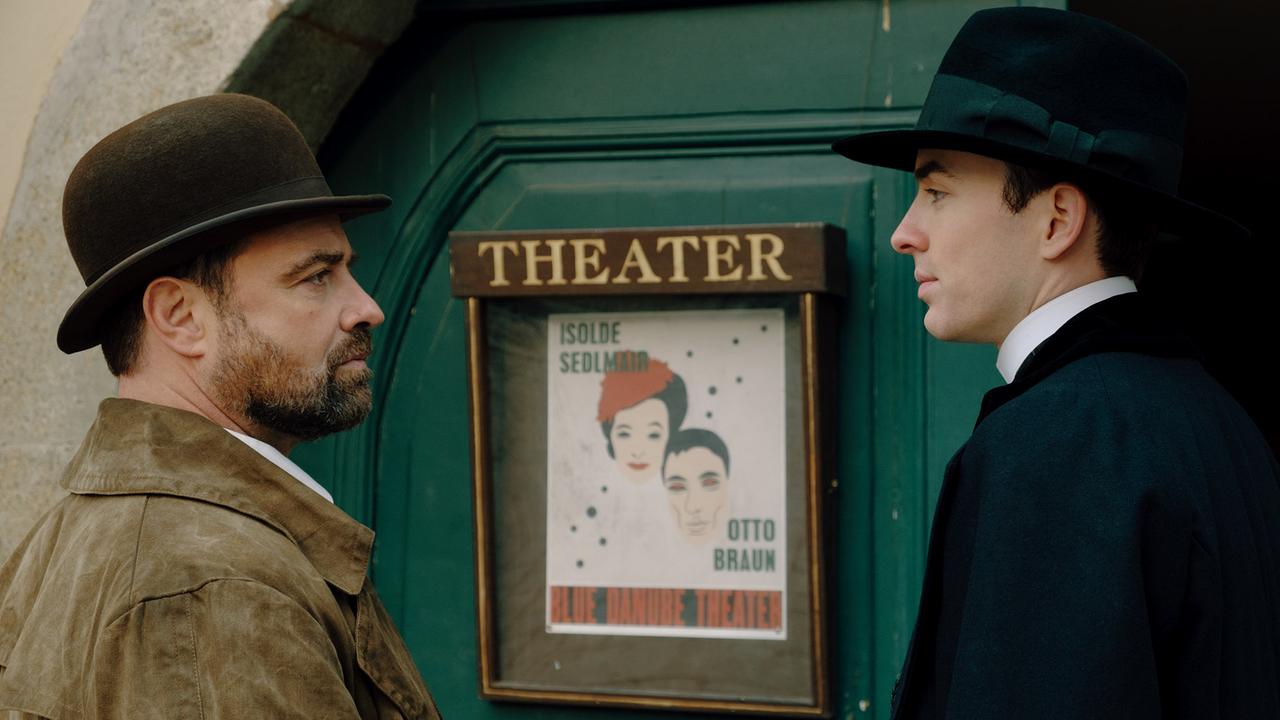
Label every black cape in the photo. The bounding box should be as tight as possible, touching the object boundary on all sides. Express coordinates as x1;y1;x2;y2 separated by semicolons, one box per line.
892;293;1280;719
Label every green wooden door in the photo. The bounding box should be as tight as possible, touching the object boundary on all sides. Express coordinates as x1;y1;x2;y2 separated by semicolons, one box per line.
294;2;1054;717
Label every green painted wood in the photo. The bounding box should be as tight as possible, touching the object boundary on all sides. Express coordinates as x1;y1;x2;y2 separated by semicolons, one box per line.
292;1;1061;718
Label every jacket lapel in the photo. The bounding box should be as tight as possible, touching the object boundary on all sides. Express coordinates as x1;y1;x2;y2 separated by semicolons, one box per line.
61;398;374;595
355;581;441;719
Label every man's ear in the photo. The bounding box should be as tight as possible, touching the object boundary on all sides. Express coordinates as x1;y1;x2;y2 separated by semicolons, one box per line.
140;277;212;359
1041;183;1090;261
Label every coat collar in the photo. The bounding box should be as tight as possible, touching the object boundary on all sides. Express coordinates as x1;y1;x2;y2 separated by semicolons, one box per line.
996;276;1138;383
60;398;373;595
976;293;1202;427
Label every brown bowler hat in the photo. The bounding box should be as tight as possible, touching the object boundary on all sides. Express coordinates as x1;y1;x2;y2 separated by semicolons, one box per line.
57;93;390;354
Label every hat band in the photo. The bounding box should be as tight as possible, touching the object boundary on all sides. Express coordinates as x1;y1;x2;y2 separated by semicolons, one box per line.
918;74;1183;192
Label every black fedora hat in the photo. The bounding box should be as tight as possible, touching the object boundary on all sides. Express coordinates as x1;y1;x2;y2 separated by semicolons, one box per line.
833;7;1246;238
57;93;391;354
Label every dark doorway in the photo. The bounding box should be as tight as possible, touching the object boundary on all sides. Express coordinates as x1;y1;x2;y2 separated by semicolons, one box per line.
1072;0;1280;453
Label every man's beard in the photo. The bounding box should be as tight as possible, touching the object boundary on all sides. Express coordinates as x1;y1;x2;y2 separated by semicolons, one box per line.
211;309;375;442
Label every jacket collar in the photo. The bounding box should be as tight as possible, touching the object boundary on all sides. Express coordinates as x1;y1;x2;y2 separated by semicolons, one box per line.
996;276;1138;383
60;398;373;595
976;293;1202;427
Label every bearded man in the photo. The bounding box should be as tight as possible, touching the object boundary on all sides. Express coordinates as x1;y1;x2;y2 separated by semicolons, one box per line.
0;95;441;718
834;8;1280;719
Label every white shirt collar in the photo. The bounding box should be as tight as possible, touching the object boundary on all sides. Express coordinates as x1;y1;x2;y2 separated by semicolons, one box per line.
996;276;1138;384
224;428;335;504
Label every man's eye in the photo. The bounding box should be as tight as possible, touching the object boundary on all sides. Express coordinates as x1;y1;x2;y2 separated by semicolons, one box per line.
923;188;947;203
701;478;721;489
306;269;331;285
665;482;687;493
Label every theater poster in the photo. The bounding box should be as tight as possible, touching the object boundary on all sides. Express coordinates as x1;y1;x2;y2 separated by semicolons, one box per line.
545;308;786;640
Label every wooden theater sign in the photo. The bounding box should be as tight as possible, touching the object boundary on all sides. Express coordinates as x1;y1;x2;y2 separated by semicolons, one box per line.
449;223;845;296
449;221;842;717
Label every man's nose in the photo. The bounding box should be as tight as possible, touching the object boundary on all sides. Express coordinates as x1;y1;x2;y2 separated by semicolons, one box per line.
890;205;928;256
342;279;386;332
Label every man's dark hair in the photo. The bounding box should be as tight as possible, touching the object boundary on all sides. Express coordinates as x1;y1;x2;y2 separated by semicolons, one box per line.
601;373;688;458
99;233;245;377
1002;161;1158;283
662;427;731;477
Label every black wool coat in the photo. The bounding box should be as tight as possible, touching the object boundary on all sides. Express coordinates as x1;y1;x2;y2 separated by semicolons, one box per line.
892;293;1280;719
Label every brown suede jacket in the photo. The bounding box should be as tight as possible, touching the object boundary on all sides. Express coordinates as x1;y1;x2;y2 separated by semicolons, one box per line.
0;399;441;719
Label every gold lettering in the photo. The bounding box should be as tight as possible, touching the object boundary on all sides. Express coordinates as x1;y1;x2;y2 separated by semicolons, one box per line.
703;235;743;282
478;241;520;287
745;233;793;281
611;239;661;284
569;238;609;285
520;239;568;286
656;236;699;283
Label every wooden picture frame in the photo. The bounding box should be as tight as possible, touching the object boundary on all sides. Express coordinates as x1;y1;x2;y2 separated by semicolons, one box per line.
452;224;842;716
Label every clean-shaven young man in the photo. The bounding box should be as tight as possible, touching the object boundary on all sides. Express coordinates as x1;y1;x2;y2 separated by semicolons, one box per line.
834;8;1280;718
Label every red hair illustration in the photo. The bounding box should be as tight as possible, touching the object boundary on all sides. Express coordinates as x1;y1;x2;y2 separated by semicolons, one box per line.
596;354;688;465
597;357;675;422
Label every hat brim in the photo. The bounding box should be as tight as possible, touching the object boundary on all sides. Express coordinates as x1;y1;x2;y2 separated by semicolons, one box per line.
57;193;391;354
832;129;1249;241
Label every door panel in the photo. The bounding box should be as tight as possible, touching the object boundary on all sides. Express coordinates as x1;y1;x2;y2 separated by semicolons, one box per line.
299;2;1022;718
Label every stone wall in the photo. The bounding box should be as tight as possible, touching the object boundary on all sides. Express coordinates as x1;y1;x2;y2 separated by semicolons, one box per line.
0;0;95;235
0;0;414;559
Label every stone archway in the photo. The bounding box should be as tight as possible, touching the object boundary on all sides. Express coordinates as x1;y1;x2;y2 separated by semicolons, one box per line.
225;0;416;149
0;0;414;557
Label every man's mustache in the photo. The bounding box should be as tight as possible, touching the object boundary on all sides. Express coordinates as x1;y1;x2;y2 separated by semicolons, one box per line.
327;327;374;371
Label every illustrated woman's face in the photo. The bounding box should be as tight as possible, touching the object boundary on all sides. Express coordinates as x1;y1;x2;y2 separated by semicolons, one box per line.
609;398;670;482
662;447;728;542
